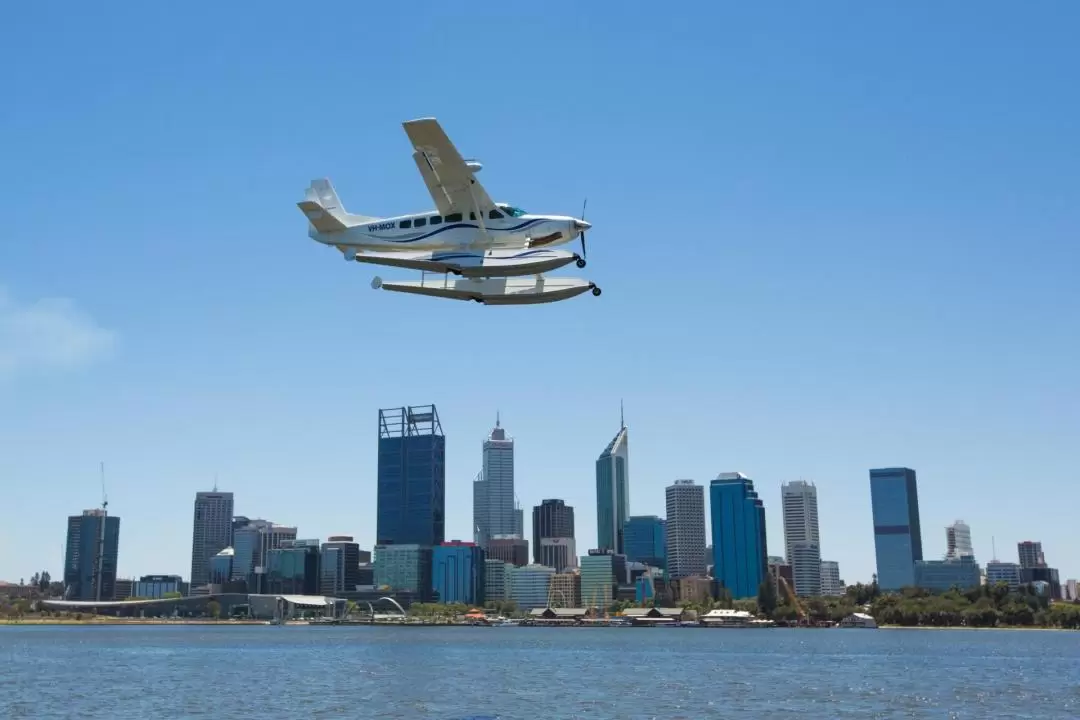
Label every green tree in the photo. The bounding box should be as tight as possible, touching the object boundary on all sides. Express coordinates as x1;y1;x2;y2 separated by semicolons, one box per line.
163;591;183;599
757;579;777;616
206;600;221;619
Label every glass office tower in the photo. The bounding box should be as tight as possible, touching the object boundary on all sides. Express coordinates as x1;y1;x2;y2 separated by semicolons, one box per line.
709;473;767;599
869;467;923;591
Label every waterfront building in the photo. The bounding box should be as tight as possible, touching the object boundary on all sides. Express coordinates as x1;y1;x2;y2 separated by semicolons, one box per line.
595;409;630;554
580;551;616;610
486;536;529;567
1021;566;1061;599
665;480;706;579
509;564;555;611
209;547;233;585
781;480;821;597
624;515;666;570
433;541;485;605
985;561;1022;592
820;560;844;596
675;576;713;604
374;544;433;599
113;578;133;601
1017;541;1044;569
63;508;121;601
710;473;768;599
132;574;182;599
945;520;973;560
533;499;577;571
473;415;517;549
377;405;445;547
320;536;362;596
548;572;581;608
231;519;297;593
266;539;321;595
869;467;923;591
189;490;234;592
484;559;513;602
914;556;981;592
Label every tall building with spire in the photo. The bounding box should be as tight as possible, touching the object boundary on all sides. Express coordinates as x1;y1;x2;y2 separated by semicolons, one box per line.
595;403;630;554
473;412;518;548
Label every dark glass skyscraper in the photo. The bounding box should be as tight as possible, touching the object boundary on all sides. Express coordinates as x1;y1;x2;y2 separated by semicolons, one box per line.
433;541;485;605
377;405;445;547
869;467;923;591
64;509;121;601
709;473;767;599
623;515;666;569
533;499;576;571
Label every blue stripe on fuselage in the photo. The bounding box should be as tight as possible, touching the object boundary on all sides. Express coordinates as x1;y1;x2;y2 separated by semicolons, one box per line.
365;219;545;244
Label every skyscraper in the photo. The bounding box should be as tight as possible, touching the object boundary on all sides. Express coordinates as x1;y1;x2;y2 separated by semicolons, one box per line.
532;499;576;571
595;408;629;554
710;473;767;599
473;414;517;548
1017;541;1044;569
320;535;362;595
433;541;486;605
377;405;445;547
945;520;973;560
869;467;923;591
231;519;297;593
63;508;121;601
665;480;706;578
624;515;667;570
781;480;821;597
189;490;234;591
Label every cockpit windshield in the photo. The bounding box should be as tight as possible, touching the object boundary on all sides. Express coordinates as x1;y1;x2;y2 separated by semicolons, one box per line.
500;205;528;217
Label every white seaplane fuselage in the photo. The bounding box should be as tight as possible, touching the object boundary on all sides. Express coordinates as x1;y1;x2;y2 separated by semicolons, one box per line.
307;205;589;278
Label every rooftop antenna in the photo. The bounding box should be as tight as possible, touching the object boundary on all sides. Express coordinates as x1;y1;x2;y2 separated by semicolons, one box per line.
496;410;500;428
213;473;218;492
620;399;625;429
992;535;997;562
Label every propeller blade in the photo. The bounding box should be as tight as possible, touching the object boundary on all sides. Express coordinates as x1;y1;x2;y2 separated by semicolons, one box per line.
580;231;587;260
580;198;588;259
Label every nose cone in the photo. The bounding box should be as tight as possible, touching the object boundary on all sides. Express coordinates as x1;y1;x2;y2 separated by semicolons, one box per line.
574;219;592;231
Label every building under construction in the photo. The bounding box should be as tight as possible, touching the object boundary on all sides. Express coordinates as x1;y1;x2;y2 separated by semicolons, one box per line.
63;508;120;601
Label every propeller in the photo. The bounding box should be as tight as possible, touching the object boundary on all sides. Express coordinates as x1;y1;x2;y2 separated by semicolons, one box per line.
579;198;588;260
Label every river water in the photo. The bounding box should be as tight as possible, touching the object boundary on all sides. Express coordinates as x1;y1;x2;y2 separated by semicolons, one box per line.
1;625;1077;718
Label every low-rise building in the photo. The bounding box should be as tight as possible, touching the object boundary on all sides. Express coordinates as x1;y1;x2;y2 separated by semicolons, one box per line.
914;556;981;592
548;572;581;608
509;564;554;610
132;575;183;599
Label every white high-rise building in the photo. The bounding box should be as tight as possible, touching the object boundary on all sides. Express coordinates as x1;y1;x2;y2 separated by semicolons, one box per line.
473;415;517;548
820;560;844;596
665;480;706;579
189;490;234;592
782;480;821;597
946;520;974;560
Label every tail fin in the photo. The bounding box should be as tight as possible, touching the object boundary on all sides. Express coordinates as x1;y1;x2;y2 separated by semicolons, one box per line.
297;178;377;233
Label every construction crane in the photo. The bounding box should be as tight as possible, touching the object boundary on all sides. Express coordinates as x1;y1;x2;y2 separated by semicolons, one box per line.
778;575;807;625
91;462;108;603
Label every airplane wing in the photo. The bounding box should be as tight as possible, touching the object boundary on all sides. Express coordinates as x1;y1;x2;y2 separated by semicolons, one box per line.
403;118;495;218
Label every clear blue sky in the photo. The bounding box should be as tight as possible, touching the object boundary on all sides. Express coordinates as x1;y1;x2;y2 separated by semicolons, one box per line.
2;1;1077;586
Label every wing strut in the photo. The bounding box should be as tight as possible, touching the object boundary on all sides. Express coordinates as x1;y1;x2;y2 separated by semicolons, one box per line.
467;180;490;247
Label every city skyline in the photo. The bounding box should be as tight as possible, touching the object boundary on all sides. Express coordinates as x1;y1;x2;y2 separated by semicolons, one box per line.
18;434;1079;587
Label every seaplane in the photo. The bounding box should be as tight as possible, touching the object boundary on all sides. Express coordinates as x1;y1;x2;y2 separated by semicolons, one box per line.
297;117;601;305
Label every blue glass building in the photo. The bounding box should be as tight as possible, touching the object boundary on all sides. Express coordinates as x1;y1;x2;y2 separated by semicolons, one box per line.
377;406;446;547
266;539;321;595
63;509;121;601
869;467;923;591
432;541;486;605
596;422;629;554
709;473;768;599
623;515;666;569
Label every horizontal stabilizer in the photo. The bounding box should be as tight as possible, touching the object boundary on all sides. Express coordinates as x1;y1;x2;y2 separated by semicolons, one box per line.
298;199;348;233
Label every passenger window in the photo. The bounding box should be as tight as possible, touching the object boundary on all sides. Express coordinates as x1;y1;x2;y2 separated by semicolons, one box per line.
489;209;504;220
399;220;412;229
430;216;442;225
446;213;463;222
414;217;427;227
469;212;476;220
